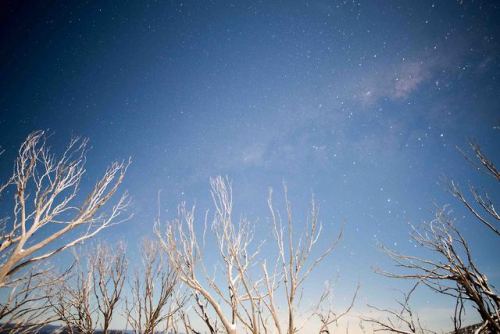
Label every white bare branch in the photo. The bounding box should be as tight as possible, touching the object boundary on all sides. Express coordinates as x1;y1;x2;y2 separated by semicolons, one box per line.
156;176;351;334
124;238;184;334
374;140;500;333
48;243;127;334
0;131;130;286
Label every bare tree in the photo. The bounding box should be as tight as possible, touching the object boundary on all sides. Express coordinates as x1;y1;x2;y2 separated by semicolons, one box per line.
49;243;127;334
313;282;359;334
156;177;262;334
93;243;128;333
156;176;350;334
375;141;499;333
124;238;183;334
0;131;130;286
0;131;129;332
452;141;500;237
362;283;436;334
266;187;344;334
0;267;68;334
378;208;499;333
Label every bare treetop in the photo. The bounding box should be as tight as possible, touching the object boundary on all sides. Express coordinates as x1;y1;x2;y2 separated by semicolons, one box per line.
370;141;500;333
156;176;354;334
0;131;130;286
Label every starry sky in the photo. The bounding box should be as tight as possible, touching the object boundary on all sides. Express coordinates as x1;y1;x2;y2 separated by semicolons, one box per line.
0;0;499;331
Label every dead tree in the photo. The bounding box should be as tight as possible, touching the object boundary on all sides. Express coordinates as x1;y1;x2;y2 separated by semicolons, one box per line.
0;131;130;286
313;282;359;334
0;267;67;334
124;239;183;334
362;283;436;334
49;243;127;334
452;141;500;237
156;176;350;334
375;141;499;333
0;131;129;332
156;177;262;334
266;187;344;334
378;208;500;333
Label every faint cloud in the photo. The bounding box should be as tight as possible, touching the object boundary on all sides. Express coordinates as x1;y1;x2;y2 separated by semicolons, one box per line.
356;60;431;106
392;61;428;99
476;56;494;73
241;144;266;166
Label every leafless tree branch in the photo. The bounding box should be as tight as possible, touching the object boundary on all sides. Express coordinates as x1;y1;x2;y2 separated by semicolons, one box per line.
124;238;184;334
48;243;127;334
156;176;352;334
0;131;130;287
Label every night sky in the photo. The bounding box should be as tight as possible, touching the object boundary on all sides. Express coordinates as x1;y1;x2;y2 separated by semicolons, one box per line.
1;1;499;331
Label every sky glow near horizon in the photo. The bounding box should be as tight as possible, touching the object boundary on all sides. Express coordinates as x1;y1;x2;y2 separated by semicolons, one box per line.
0;1;499;332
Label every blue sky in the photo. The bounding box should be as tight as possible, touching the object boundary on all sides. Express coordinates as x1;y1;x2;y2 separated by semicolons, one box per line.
0;1;499;331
